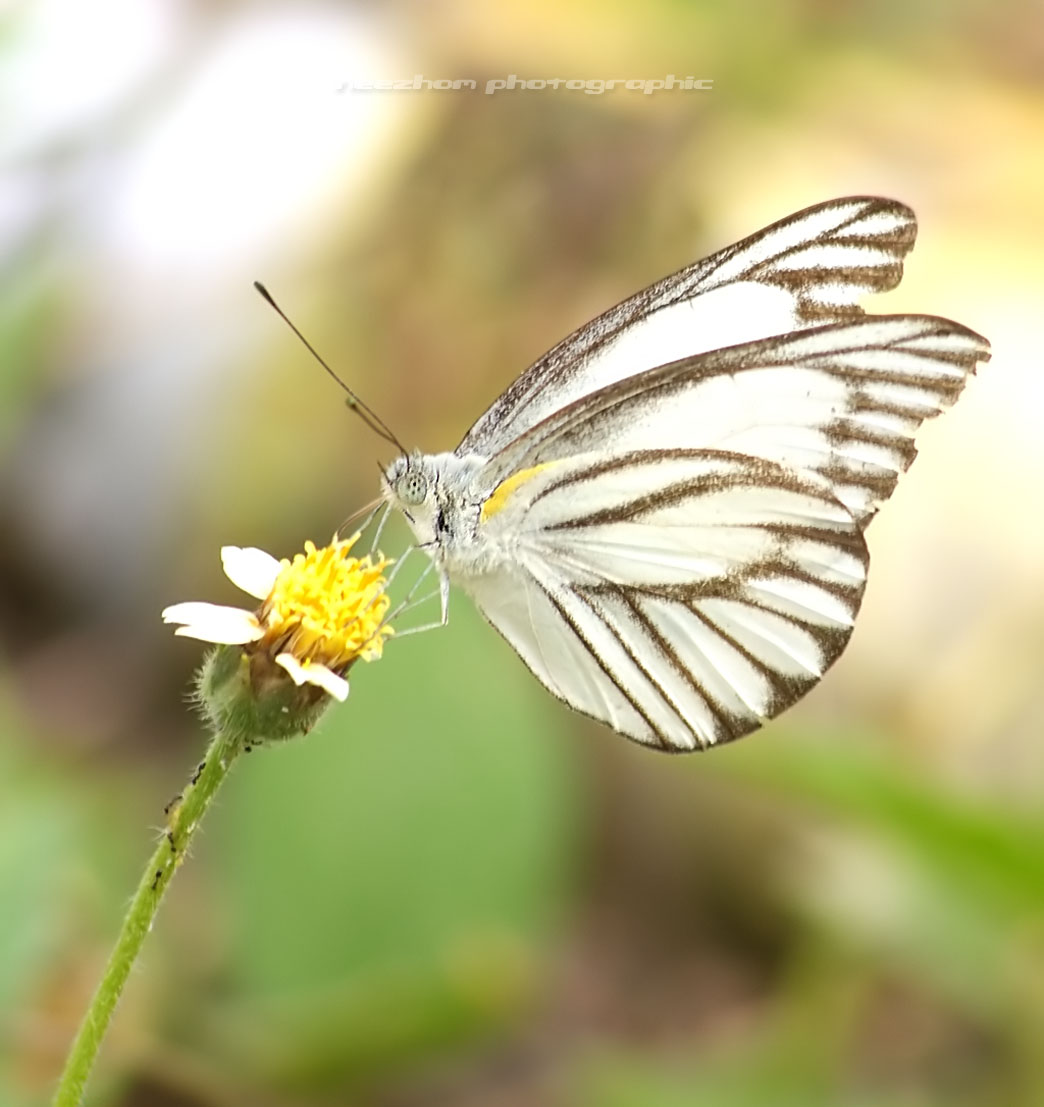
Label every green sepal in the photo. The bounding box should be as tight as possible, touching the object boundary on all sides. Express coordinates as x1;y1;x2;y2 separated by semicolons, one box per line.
195;646;331;748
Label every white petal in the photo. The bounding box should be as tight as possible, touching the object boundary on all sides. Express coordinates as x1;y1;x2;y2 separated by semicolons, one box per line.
162;602;262;644
303;664;351;702
275;654;349;702
221;546;282;600
273;652;308;684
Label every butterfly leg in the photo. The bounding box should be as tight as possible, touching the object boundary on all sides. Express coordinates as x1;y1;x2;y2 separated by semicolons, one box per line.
369;502;392;554
357;559;444;645
379;543;420;592
381;591;445;637
439;569;450;626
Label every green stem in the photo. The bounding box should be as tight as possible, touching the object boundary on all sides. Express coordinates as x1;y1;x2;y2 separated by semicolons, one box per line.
51;726;243;1107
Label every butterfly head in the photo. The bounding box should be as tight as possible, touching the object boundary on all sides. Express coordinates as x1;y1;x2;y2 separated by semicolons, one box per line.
390;459;429;506
384;452;429;504
382;450;488;556
382;452;441;546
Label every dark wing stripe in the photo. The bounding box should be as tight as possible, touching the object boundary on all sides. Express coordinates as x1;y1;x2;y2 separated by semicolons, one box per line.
538;580;672;750
668;596;803;721
570;588;692;749
638;577;860;636
531;449;830;521
758;522;869;556
730;558;864;620
603;564;859;653
524;454;867;596
708;197;916;321
547;478;853;534
614;590;767;745
692;598;825;680
635;196;915;322
614;577;855;739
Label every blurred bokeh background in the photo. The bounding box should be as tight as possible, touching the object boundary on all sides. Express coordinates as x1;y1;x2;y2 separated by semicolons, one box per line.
2;1;1043;1104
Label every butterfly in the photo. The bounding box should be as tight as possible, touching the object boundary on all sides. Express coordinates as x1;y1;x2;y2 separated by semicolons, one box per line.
378;196;990;752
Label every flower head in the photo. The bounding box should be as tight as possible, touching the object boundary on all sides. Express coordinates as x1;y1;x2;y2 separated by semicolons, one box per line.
163;535;392;704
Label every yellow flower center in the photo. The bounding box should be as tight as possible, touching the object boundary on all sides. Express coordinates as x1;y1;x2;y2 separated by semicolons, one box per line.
259;536;393;667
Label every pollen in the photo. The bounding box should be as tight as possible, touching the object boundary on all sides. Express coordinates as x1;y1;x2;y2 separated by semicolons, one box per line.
260;535;393;666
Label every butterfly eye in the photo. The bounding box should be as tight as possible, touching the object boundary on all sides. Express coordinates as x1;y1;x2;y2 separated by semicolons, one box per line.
396;470;428;506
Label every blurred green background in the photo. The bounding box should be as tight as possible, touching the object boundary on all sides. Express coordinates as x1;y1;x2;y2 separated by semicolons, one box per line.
2;1;1043;1105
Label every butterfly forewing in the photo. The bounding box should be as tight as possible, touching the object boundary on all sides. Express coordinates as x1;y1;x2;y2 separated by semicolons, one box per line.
458;196;918;458
465;450;868;750
480;315;988;528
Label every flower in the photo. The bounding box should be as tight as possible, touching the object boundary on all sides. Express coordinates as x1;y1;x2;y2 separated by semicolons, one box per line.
163;536;393;703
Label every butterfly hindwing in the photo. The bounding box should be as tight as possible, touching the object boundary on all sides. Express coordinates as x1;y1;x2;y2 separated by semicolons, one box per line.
465;450;868;750
458;196;919;458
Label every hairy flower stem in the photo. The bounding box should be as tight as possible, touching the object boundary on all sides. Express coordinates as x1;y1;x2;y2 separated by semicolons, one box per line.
51;725;242;1106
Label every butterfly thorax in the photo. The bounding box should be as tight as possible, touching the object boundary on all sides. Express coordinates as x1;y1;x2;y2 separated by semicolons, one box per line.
383;450;513;577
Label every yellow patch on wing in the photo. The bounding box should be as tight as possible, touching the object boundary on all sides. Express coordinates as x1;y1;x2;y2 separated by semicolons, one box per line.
480;463;558;522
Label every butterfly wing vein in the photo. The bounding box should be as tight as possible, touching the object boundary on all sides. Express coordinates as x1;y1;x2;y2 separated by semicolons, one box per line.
463;451;868;750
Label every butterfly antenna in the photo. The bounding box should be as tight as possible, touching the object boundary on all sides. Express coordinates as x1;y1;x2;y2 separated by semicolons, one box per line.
253;281;407;453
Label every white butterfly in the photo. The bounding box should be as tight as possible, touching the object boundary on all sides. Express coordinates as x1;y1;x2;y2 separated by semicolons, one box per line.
379;197;990;752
